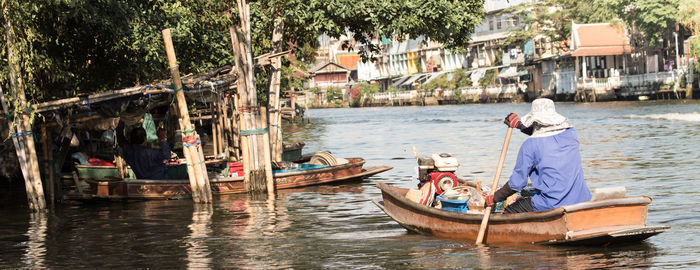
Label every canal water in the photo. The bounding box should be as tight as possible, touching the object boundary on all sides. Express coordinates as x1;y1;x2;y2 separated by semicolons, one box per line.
1;100;699;269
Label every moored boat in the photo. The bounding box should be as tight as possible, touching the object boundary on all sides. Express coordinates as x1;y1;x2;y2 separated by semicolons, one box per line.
67;158;391;200
373;182;669;245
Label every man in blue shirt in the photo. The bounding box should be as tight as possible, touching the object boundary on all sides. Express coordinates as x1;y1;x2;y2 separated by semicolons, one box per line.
116;121;170;180
486;98;591;213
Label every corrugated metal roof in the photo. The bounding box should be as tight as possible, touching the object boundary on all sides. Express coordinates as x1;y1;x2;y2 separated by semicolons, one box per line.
572;47;631;57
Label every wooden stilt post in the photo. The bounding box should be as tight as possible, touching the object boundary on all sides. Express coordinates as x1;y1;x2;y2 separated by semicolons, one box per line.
268;17;284;162
301;90;311;124
232;94;241;161
162;29;212;204
2;3;45;211
290;87;297;122
230;0;274;193
211;99;219;158
40;126;54;205
221;94;232;158
260;106;275;199
217;96;225;157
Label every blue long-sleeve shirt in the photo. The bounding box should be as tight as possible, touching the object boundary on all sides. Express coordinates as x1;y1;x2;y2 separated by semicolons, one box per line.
116;125;170;180
507;128;591;211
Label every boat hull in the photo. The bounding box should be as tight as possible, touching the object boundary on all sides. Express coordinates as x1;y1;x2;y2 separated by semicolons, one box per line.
374;182;668;245
71;158;391;200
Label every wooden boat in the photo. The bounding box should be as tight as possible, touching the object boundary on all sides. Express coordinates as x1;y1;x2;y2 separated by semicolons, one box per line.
67;158;391;200
373;182;669;245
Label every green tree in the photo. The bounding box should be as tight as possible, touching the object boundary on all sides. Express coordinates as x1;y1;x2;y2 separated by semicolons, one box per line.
1;0;486;112
1;1;236;101
608;0;679;46
678;0;700;72
504;0;618;49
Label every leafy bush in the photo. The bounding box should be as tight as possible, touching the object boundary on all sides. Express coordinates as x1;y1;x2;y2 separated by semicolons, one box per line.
478;69;496;86
359;83;381;95
680;74;687;88
453;89;466;104
326;87;343;102
453;69;473;88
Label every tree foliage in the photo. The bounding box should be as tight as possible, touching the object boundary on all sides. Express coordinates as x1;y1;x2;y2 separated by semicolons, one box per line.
607;0;680;46
504;0;618;49
1;0;486;110
678;0;700;71
1;0;236;104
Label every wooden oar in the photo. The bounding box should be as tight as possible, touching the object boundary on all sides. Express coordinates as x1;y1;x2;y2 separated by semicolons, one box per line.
475;127;513;244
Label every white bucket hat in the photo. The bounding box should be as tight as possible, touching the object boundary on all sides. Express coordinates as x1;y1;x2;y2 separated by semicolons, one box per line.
521;98;572;137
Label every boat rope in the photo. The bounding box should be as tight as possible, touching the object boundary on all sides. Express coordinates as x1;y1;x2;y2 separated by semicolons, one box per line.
146;85;152;105
240;128;268;136
182;134;200;147
186;160;205;166
165;83;184;129
84;96;92;116
11;130;35;139
183;140;201;147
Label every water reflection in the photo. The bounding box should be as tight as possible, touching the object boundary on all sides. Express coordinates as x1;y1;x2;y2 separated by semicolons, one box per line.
394;242;659;269
234;194;293;269
21;212;47;269
186;204;213;269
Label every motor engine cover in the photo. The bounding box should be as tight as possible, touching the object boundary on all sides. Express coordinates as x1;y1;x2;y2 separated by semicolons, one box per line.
429;172;458;195
431;153;459;172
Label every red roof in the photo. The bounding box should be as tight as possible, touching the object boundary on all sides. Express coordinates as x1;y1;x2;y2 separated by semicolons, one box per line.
573;23;630;56
336;54;361;70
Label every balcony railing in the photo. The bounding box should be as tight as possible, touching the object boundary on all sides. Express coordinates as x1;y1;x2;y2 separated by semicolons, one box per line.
577;70;680;93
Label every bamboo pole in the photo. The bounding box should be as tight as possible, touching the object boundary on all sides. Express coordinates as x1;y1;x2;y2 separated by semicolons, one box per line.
221;93;231;158
216;95;225;157
162;29;212;204
2;3;45;211
230;24;252;191
260;106;275;199
305;93;311;124
268;17;284;162
211;98;219;157
233;94;241;161
230;0;273;193
290;87;297;122
40;126;54;205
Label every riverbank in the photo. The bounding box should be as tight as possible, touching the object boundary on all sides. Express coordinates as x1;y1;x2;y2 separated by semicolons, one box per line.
305;87;698;109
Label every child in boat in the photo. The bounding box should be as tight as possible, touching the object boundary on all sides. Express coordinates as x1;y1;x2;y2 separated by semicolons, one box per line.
116;120;170;180
485;98;591;213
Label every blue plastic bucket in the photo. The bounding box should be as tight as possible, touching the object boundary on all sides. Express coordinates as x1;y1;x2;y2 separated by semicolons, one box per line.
436;195;469;213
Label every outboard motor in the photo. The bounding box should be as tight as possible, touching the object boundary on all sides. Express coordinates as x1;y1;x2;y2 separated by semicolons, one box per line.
417;153;459;195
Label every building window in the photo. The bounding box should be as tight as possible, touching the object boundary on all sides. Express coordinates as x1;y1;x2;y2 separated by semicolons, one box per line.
489;20;494;31
497;19;502;30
